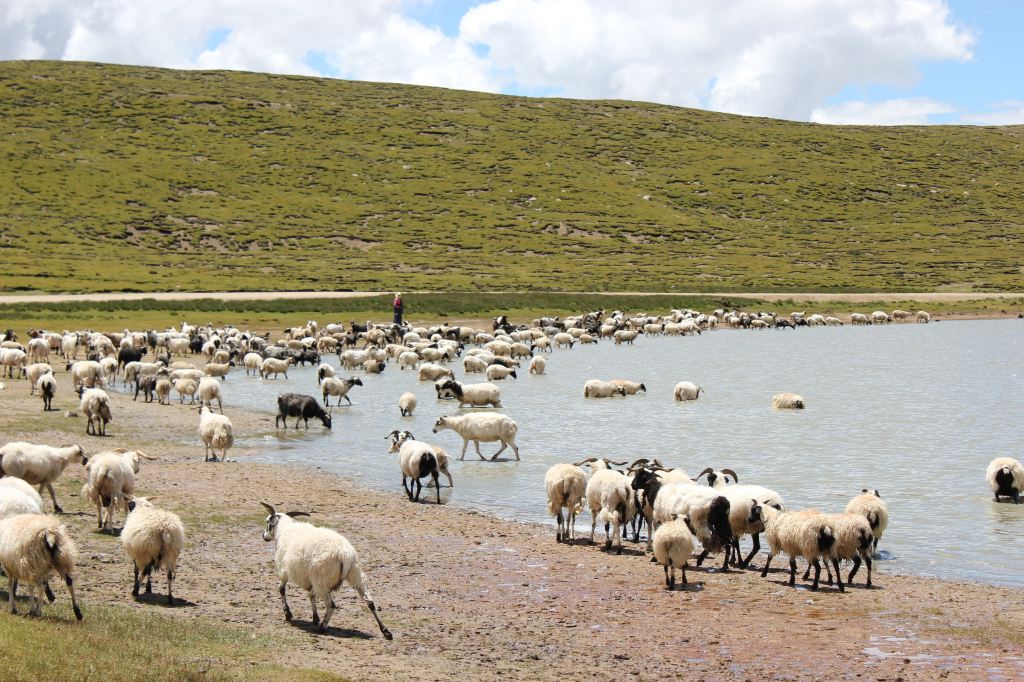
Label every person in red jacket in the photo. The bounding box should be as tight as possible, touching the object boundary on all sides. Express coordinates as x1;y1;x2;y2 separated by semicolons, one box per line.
393;292;404;325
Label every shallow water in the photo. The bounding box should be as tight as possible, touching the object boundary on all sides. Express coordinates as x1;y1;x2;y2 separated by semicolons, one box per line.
186;319;1023;586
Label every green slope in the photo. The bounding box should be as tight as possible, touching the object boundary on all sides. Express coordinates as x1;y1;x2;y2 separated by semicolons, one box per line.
1;60;1022;294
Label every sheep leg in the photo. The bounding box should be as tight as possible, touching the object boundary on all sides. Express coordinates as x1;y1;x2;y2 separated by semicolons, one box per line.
863;555;872;588
743;534;761;568
279;576;292;621
345;395;353;406
144;563;154;593
432;473;441;505
132;564;141;597
413;478;422;502
665;560;673;589
308;592;320;625
848;556;862;585
810;559;822;590
490;440;508;460
401;476;413;501
555;509;563;542
760;552;774;578
510;440;520;461
721;548;730;573
590;512;597;544
831;558;846;591
787;557;798;586
45;482;63;514
474;440;486;461
459;440;468;461
8;579;17;614
681;562;688;585
44;582;55;602
695;548;709;566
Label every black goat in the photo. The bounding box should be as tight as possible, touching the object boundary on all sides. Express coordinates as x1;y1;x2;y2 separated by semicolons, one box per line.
276;393;332;429
134;375;157;403
117;346;144;373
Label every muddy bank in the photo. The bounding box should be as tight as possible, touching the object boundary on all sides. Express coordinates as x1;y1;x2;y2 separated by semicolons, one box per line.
0;371;1021;681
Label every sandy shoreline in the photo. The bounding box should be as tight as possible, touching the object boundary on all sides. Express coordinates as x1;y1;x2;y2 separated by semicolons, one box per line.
1;362;1022;680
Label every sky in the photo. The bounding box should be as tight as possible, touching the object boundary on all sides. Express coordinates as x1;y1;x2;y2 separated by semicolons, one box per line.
0;0;1020;125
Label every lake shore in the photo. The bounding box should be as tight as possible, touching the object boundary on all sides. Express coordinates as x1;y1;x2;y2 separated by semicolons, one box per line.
0;365;1021;680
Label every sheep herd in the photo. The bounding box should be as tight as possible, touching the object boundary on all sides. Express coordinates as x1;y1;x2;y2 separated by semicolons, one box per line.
0;302;1019;639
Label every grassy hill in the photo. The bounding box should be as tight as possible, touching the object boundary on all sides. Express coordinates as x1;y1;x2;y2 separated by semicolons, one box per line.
1;60;1022;294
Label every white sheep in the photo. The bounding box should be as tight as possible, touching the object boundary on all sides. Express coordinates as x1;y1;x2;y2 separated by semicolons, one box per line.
260;502;392;638
673;381;703;401
610;379;645;395
653;483;732;571
613;329;638;345
580;458;633;554
82;448;155;532
175;378;198;405
432;413;520;461
462;355;487;373
203;362;231;380
155;378;172;405
0;348;27;379
528;356;546;375
399;351;421;371
80;387;112;436
198;406;234;462
386;431;442;504
844;489;890;552
434;378;502;408
0;477;44;511
121;497;186;605
986;457;1023;504
917;310;931;323
67;360;103;391
485;364;517;381
243;352;263;376
544;463;586;543
260;357;293;380
197;376;223;412
772;392;805;409
583;380;626;398
0;483;42;518
817;512;873;590
25;363;52;395
759;507;837;591
652;515;696;590
321;377;363;407
417;362;453;382
0;513;83;620
0;443;86;513
399;392;417;417
37;373;57;411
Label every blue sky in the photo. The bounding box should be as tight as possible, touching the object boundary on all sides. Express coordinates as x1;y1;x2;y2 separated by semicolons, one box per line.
3;0;1020;124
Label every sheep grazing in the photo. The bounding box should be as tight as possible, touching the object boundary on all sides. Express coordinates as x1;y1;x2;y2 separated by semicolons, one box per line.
0;443;86;513
844;489;889;552
80;387;112;436
398;392;417;417
434;378;502;408
759;507;837;591
610;379;646;395
82;448;155;532
321;376;363;407
276;393;332;430
652;515;696;590
432;413;520;461
772;392;805;409
917;310;931;323
386;431;442;504
582;380;626;398
316;363;335;385
198;406;234;462
485;364;517;381
528;356;546;375
0;513;83;620
37;373;57;411
672;381;703;401
986;457;1023;504
579;458;634;554
197;376;223;412
544;463;586;543
121;497;186;605
260;502;392;638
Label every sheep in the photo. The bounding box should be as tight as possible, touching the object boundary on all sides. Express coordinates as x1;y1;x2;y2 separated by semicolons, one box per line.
528;356;546;375
672;381;703;401
363;358;385;374
583;380;627;398
0;513;83;620
260;502;392;638
844;489;890;552
987;458;1024;504
817;512;874;589
155;378;172;405
485;364;517;381
850;313;871;325
134;375;158;403
434;378;502;408
417;362;453;382
825;316;843;326
260;357;294;380
613;329;639;345
463;355;488;373
917;310;931;323
0;477;44;511
198;406;234;462
0;443;86;513
759;507;837;591
579;458;633;554
653;483;733;571
432;413;520;461
276;393;332;429
67;360;103;390
892;309;912;322
0;483;42;518
321;376;363;407
0;348;27;379
82;448;155;532
652;515;696;590
175;378;198;405
197;376;223;413
509;342;533;359
203;362;231;380
80;388;112;436
399;392;417;417
719;485;785;568
121;497;185;605
386;431;442;504
37;373;56;411
610;379;646;395
772;392;805;409
552;333;575;350
544;463;587;543
24;363;52;395
871;310;891;324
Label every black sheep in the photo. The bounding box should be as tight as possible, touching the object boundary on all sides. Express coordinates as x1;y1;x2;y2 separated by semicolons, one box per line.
276;393;332;429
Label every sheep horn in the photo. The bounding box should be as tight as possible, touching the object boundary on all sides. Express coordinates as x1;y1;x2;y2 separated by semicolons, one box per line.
721;468;738;482
696;467;715;480
260;502;276;516
572;457;597;466
386;430;400;440
285;511;310;518
607;460;628;467
629;458;650;467
136;451;157;461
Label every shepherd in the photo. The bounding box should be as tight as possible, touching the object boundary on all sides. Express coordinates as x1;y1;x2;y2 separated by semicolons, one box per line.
393;292;404;325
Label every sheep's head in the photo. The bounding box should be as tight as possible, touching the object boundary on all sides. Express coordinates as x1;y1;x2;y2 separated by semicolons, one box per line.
431;417;450;434
260;502;310;541
862;488;881;498
638;383;647;393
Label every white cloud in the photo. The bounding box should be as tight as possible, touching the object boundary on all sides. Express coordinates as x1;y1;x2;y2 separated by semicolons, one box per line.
960;101;1024;126
811;97;954;125
0;0;975;123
